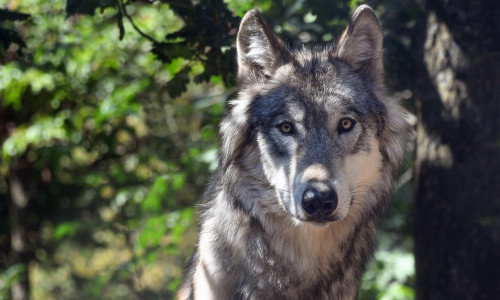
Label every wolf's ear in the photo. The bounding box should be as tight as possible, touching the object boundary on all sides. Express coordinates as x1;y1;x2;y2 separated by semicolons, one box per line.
335;5;384;84
237;9;292;85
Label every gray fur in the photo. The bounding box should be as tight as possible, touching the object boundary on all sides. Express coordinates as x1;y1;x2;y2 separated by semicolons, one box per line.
178;5;410;300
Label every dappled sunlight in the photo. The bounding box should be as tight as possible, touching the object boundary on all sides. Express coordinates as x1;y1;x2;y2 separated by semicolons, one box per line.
361;250;415;300
0;0;425;298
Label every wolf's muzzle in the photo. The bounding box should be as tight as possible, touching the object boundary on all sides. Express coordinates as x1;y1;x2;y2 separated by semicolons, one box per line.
302;186;338;221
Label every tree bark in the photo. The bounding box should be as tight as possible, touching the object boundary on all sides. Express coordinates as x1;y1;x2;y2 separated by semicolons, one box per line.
8;158;30;300
414;1;500;299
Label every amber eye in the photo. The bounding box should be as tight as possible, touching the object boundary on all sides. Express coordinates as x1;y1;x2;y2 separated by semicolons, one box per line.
278;122;294;134
338;118;355;133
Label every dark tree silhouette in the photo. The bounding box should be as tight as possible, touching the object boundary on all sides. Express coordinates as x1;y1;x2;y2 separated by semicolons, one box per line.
414;0;500;299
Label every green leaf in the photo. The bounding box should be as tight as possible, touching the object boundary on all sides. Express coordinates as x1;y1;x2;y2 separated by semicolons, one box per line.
167;276;181;292
0;264;26;298
2;114;69;161
83;275;107;298
137;215;167;249
54;221;80;240
141;176;168;213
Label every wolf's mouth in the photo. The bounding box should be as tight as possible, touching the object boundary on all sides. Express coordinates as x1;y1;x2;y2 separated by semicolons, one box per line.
304;214;340;224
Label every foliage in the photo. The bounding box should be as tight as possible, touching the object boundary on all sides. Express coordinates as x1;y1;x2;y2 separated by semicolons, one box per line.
0;0;221;298
361;251;415;300
64;0;240;98
0;8;30;58
0;0;417;299
0;264;25;298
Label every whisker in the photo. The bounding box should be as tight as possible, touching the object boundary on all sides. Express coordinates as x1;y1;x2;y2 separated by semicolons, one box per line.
348;183;369;192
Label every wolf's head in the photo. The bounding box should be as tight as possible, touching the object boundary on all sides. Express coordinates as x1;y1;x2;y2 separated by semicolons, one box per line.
220;6;409;225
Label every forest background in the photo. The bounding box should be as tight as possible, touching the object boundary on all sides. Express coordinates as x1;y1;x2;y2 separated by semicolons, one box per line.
1;0;498;299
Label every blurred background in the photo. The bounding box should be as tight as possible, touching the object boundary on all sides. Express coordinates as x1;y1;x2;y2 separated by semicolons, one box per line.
1;0;498;299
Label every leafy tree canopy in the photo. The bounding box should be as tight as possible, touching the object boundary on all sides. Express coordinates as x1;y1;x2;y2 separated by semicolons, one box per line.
0;0;416;299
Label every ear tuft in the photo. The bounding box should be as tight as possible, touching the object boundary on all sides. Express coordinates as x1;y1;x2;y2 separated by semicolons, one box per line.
335;5;384;84
237;9;291;85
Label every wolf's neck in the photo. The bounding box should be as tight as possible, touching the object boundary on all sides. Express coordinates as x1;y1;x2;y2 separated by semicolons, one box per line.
253;196;376;276
223;167;378;278
210;167;379;298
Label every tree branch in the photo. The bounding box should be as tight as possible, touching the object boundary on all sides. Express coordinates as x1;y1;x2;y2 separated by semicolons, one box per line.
118;0;159;44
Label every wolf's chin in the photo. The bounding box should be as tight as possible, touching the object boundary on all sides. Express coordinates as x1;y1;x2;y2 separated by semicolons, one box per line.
307;221;331;228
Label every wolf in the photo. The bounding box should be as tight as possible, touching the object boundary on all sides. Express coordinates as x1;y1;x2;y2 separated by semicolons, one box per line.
178;5;410;300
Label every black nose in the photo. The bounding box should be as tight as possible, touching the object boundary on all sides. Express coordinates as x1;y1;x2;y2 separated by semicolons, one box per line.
302;187;338;217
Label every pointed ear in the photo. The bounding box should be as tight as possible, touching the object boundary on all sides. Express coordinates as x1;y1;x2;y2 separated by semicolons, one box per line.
335;5;384;84
236;9;292;85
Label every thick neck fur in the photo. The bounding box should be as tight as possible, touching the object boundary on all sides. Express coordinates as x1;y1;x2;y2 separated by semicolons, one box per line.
199;153;382;299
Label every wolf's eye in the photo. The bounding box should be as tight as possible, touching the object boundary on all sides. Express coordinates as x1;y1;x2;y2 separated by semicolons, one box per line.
278;122;294;135
338;118;356;133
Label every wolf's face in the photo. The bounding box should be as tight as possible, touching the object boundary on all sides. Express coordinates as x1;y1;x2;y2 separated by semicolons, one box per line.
249;60;387;224
220;8;407;225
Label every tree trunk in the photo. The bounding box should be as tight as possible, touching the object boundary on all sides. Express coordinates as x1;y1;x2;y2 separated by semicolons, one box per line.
414;1;500;299
8;158;30;300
